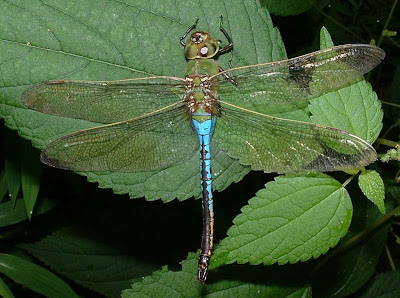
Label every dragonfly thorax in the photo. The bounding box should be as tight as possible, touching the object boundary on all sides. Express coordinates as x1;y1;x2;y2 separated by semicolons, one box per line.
185;32;219;60
185;75;220;115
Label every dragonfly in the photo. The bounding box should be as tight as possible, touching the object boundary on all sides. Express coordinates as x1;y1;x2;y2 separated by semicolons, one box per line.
21;18;385;283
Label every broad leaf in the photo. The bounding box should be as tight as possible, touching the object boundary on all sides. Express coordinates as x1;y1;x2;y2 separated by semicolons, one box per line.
309;27;383;144
122;252;312;298
0;1;381;202
212;173;352;267
0;0;287;201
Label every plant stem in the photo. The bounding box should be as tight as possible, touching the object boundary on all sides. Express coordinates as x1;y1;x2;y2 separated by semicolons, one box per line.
342;174;356;188
380;100;400;108
385;244;396;271
377;0;399;47
376;138;399;148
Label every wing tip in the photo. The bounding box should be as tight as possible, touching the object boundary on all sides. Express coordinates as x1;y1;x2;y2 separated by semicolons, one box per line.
21;84;40;109
40;150;74;171
354;43;385;57
363;143;378;165
22;81;66;110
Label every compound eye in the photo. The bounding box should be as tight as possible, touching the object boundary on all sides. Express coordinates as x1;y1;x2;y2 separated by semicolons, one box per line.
185;44;198;59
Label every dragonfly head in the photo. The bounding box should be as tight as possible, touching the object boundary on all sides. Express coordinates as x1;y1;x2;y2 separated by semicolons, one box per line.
185;32;219;60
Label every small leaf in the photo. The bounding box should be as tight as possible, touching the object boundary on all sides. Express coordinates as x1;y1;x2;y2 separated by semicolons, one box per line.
0;253;78;298
212;173;352;268
358;170;386;213
320;27;335;49
394;233;400;245
380;147;400;162
0;277;14;298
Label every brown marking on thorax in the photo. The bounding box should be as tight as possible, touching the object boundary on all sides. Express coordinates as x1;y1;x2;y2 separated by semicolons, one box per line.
184;75;220;115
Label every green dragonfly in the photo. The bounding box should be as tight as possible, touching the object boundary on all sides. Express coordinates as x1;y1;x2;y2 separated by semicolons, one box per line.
21;19;385;283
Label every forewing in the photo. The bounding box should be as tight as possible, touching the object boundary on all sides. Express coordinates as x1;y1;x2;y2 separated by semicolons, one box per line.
216;44;385;115
41;103;198;172
22;76;186;124
213;101;377;173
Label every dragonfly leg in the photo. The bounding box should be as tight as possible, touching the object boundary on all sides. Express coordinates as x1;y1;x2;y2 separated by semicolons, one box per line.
219;65;238;86
180;18;199;47
218;15;233;53
218;16;237;85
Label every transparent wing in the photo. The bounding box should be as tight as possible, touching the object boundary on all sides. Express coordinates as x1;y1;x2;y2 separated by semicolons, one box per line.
22;76;186;124
41;102;198;172
215;44;385;114
213;101;377;173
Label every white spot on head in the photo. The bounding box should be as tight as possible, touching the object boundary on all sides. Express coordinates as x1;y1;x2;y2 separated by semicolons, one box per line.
201;47;208;55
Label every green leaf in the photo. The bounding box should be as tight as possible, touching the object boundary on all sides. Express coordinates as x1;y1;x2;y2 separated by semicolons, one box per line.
320;26;335;49
0;253;78;298
310;28;383;145
122;252;311;298
380;147;400;162
0;277;14;298
22;225;162;297
1;1;381;202
22;198;312;296
0;0;287;202
262;0;316;16
361;271;400;298
309;81;383;144
358;170;386;213
21;145;42;219
0;197;56;228
212;173;352;268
